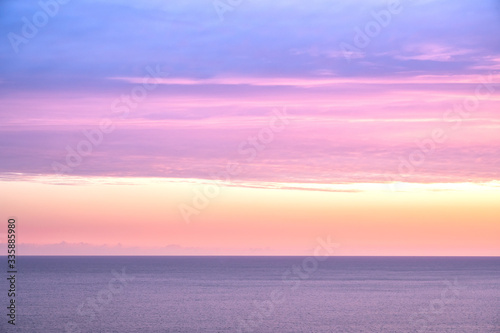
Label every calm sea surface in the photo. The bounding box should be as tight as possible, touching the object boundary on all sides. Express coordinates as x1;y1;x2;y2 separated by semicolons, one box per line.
0;256;498;332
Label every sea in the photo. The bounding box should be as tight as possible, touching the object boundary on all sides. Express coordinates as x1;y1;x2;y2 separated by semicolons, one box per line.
0;256;498;332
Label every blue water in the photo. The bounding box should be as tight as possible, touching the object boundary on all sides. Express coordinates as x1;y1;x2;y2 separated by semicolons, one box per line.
0;256;498;332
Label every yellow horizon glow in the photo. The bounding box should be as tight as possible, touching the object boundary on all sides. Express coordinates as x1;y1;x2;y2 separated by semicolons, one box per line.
0;176;498;256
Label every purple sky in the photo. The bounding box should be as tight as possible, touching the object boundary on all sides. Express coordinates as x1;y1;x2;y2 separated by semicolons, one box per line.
1;0;499;255
1;0;499;184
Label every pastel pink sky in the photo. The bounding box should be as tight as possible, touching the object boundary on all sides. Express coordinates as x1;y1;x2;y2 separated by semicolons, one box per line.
1;0;499;255
2;74;499;184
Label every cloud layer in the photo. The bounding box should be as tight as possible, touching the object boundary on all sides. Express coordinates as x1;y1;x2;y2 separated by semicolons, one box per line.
1;0;499;184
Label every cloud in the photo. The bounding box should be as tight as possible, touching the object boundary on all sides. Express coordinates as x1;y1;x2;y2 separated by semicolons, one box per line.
1;0;499;186
1;0;500;91
0;241;288;255
391;44;474;62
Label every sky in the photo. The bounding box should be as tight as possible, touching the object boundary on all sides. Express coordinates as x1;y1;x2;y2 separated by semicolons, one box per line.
0;0;499;255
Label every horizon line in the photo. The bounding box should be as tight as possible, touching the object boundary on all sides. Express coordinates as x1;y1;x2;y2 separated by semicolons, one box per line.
3;255;499;258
